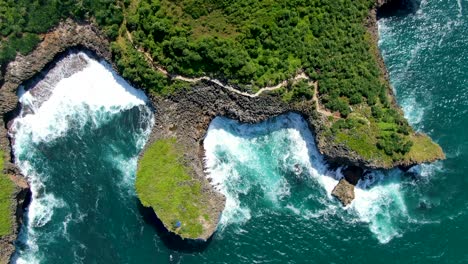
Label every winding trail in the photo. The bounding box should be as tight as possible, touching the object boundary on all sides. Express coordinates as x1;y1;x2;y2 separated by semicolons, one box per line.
125;30;337;117
125;31;310;98
312;82;337;118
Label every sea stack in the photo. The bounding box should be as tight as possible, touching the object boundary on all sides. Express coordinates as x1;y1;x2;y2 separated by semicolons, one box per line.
332;166;364;206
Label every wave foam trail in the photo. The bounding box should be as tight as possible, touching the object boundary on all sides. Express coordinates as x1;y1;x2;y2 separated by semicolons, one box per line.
352;170;408;244
205;114;320;219
204;113;414;244
457;0;463;17
10;51;153;263
400;96;425;126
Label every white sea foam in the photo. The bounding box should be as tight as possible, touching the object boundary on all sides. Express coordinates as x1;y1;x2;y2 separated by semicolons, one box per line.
11;52;148;145
400;96;425;125
352;170;408;243
204;124;253;228
457;0;463;17
204;114;338;226
10;51;152;263
112;155;142;196
204;113;415;244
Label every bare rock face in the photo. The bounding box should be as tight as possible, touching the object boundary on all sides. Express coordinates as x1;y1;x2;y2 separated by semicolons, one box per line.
376;0;390;7
376;0;399;7
331;166;364;206
0;20;109;264
0;19;111;117
332;179;355;206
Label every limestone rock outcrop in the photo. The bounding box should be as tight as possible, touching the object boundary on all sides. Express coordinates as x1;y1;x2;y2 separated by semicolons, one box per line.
0;19;110;264
332;179;355;206
331;166;364;206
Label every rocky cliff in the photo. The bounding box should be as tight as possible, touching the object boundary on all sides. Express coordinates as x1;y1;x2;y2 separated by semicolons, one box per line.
0;19;110;263
0;0;442;261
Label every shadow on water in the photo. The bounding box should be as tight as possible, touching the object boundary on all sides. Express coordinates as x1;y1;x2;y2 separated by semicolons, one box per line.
11;192;33;263
378;0;421;19
136;199;213;253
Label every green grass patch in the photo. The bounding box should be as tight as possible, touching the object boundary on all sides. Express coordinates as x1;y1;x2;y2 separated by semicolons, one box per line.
135;138;210;239
0;150;14;237
377;122;397;132
330;104;424;166
329;104;444;167
405;134;445;163
335;128;393;166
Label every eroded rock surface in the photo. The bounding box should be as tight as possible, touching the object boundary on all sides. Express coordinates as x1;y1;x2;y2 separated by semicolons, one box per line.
332;166;364;206
332;179;356;206
0;20;109;263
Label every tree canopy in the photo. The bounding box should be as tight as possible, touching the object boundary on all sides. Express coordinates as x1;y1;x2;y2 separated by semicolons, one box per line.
0;0;432;160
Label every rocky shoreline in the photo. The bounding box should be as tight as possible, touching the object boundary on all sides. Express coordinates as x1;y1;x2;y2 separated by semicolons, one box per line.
0;20;111;263
0;0;442;261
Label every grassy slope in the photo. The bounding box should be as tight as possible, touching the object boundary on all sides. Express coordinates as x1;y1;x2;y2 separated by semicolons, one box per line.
326;103;443;167
0;150;14;236
135;138;211;239
121;0;444;165
0;0;443;185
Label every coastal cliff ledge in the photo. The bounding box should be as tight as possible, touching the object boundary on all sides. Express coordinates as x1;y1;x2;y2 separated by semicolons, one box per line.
0;0;444;258
0;20;111;263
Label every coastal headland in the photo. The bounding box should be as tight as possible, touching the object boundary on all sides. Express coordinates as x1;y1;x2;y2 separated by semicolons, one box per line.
0;0;444;261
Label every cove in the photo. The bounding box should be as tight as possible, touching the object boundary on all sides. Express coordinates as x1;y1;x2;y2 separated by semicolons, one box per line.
204;113;428;247
10;52;155;263
9;51;446;263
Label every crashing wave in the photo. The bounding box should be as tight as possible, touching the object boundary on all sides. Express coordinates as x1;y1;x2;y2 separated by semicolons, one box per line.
10;51;154;263
204;113;438;244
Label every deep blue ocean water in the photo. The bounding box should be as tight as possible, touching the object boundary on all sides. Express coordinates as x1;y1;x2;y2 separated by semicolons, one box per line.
10;1;468;263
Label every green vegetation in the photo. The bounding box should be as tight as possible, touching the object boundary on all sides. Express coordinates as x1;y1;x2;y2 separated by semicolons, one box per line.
135;138;211;239
327;105;442;166
120;0;438;161
280;80;314;102
126;0;381;96
406;134;445;163
0;0;444;165
0;150;14;236
0;0;123;67
111;36;169;93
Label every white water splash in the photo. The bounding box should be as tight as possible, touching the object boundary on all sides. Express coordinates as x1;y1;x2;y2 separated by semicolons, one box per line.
11;52;149;145
352;170;408;243
10;52;154;263
204;113;413;244
204;114;329;227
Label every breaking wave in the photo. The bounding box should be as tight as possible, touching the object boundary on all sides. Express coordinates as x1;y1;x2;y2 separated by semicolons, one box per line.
204;113;440;244
10;52;154;263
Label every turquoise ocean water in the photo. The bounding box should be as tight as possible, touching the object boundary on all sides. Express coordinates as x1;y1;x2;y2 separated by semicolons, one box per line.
10;1;468;263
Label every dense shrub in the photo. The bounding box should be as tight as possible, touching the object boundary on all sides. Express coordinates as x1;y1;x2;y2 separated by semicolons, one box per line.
0;0;122;67
0;0;417;159
126;0;384;117
377;133;413;156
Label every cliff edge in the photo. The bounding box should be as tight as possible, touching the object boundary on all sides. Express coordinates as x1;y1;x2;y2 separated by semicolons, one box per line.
0;0;445;259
